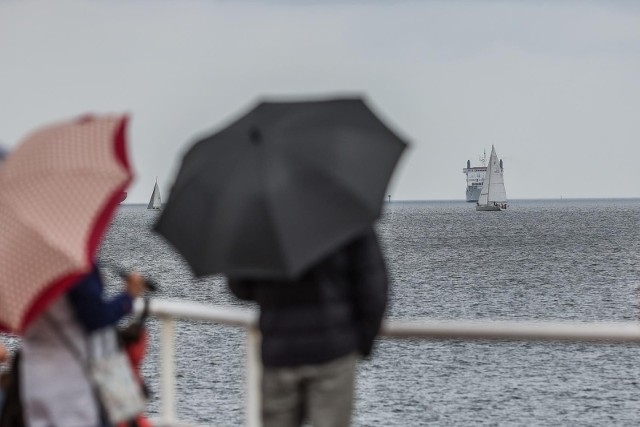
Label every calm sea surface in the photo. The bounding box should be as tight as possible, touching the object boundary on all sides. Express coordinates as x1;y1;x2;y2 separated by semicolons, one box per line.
97;199;639;425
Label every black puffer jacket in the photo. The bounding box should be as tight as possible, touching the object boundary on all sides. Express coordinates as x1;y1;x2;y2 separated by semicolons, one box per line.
228;227;388;368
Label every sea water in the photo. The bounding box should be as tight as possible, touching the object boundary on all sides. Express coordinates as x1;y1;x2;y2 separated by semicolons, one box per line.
98;199;640;426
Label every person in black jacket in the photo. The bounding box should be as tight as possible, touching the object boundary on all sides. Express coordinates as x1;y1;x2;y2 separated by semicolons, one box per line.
228;226;388;427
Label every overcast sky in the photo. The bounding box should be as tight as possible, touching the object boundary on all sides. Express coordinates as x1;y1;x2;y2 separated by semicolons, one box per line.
1;0;639;202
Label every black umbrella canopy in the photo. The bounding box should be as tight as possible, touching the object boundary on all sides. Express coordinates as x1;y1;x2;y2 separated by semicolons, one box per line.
155;97;407;279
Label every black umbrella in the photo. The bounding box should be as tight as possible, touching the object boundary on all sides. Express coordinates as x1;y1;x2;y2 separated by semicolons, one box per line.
154;97;407;279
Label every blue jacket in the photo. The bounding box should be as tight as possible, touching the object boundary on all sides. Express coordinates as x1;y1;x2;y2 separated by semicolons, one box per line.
67;266;133;332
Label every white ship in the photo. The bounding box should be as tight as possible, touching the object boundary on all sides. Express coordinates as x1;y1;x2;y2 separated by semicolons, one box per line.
462;149;504;202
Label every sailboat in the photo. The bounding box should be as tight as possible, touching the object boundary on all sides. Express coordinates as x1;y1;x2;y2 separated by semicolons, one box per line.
476;145;507;211
147;178;162;210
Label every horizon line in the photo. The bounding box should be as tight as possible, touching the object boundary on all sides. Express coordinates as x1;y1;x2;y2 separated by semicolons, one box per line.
120;196;640;206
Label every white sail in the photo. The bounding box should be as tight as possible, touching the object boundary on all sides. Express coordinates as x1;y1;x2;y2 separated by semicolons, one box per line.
477;145;507;207
147;179;162;210
477;170;490;206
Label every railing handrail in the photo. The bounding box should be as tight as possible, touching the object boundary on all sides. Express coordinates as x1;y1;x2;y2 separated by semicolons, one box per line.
143;298;256;326
382;318;640;342
140;298;640;343
136;298;640;427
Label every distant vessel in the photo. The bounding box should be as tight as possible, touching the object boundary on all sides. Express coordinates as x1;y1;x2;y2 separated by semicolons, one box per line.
463;151;487;202
463;149;504;202
147;178;162;210
476;145;507;211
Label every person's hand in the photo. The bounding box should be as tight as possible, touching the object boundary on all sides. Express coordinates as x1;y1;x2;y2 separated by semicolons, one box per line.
0;344;9;364
125;271;147;299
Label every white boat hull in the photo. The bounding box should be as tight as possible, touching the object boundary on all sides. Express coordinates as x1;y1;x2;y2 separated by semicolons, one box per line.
476;205;502;211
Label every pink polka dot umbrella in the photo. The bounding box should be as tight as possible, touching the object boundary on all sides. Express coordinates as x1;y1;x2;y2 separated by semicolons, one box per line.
0;114;133;334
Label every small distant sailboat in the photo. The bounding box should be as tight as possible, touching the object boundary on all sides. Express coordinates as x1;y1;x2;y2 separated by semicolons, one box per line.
476;145;507;211
147;178;162;210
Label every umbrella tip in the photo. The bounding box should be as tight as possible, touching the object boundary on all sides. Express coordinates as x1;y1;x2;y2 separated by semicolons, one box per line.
249;127;262;145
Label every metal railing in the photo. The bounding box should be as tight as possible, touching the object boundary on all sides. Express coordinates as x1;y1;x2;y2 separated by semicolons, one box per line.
139;298;640;427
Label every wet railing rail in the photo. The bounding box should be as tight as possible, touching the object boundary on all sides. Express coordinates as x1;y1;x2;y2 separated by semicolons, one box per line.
138;298;640;427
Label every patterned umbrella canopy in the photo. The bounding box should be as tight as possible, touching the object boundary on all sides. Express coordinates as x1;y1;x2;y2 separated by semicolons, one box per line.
0;115;132;334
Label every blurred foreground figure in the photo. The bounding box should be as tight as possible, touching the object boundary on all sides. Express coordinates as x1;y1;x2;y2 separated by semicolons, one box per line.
0;115;146;426
21;268;146;427
229;227;388;427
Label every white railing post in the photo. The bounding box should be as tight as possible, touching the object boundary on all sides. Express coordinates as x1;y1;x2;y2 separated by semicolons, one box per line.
160;316;177;425
246;326;262;427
